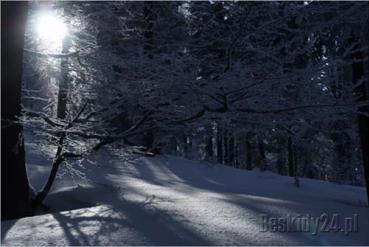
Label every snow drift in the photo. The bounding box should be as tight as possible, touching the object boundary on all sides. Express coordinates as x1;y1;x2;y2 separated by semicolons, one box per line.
1;148;368;245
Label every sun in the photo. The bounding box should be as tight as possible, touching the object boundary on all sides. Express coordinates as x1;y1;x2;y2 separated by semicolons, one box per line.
36;12;68;47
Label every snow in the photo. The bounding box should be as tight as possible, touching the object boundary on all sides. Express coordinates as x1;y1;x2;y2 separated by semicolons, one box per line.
2;147;369;245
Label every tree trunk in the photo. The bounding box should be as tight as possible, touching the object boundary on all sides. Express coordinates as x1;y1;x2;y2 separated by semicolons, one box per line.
228;133;235;166
277;154;284;175
288;136;294;177
183;136;192;158
1;2;32;219
56;35;71;119
258;137;266;171
217;127;223;163
234;137;239;168
352;28;369;204
143;131;154;150
57;5;72;119
142;1;155;150
223;131;229;164
32;156;64;209
246;140;252;170
206;128;214;160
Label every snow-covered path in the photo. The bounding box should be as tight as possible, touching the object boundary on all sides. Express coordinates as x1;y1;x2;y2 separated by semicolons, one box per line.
2;149;368;245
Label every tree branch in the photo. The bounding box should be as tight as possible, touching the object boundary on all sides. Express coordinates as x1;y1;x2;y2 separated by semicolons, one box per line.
24;48;80;58
23;110;67;128
235;102;365;114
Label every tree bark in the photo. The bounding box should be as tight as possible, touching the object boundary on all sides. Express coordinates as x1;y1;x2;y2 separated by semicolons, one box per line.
1;1;32;219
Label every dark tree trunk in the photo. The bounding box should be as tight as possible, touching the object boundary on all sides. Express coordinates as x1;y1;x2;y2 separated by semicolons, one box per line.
217;128;223;163
287;136;294;177
142;1;155;150
228;134;235;166
301;155;308;178
277;154;284;175
1;1;32;219
293;145;298;176
258;137;266;171
143;131;154;150
56;33;71;119
206;129;214;160
352;29;369;204
246;140;252;170
183;136;192;158
223;131;229;164
234;137;239;168
32;157;64;209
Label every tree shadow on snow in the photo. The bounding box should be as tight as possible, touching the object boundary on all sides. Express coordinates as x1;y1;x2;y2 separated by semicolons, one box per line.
48;186;212;245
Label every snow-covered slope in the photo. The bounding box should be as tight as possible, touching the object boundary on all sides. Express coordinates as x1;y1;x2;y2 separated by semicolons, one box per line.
2;148;368;245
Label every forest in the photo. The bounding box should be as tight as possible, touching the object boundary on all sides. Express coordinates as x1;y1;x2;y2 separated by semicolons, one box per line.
1;1;369;246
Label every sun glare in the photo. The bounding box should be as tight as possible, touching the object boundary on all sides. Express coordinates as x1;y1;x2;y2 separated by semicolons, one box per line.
36;12;68;47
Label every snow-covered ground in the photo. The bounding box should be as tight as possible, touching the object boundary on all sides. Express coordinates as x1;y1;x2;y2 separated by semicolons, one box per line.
2;146;368;245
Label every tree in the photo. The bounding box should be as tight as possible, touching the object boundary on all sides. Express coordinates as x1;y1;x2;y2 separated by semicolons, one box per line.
56;4;72;120
1;1;32;219
19;1;369;209
352;20;369;203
